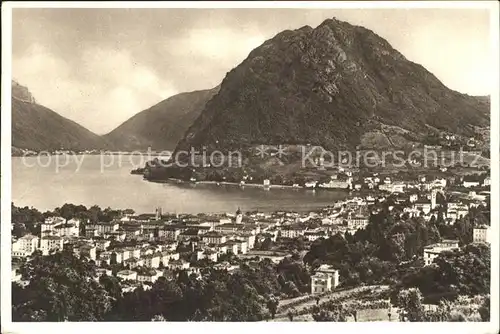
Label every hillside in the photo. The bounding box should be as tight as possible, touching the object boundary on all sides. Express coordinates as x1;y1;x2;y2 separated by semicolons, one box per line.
104;87;219;151
12;82;110;151
175;18;490;154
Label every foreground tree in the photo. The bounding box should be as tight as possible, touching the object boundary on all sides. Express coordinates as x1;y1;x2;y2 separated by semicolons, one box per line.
12;251;112;321
266;298;279;319
397;288;425;322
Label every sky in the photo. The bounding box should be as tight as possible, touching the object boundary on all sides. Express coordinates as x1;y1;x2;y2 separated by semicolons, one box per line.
12;7;493;134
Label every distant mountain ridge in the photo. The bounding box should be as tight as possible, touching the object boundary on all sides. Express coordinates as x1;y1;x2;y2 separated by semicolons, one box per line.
11;81;221;153
11;81;110;151
104;86;220;151
175;17;490;153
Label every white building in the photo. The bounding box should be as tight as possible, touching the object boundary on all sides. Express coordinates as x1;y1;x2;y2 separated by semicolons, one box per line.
137;269;162;283
117;270;138;281
12;234;39;257
413;201;432;215
40;236;64;255
483;177;491;187
53;223;79;237
311;265;340;294
168;260;190;270
143;254;161;268
86;222;119;236
347;217;369;231
463;181;480;188
203;250;218;262
304;230;327;242
423;240;460;266
473;226;491;244
379;182;406;193
202;231;227;244
280;226;304;239
409;194;419;203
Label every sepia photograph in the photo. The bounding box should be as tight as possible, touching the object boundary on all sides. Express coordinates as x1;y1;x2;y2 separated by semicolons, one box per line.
1;1;499;333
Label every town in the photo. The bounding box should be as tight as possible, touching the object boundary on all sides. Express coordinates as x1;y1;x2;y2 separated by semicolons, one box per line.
11;166;491;322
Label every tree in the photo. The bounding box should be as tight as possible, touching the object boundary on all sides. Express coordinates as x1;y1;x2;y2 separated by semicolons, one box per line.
12;223;28;238
478;295;490;321
397;288;424;322
312;304;348;322
12;251;112;321
266;298;279;319
261;237;273;251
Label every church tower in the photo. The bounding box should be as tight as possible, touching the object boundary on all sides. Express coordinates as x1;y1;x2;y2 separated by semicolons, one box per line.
431;190;437;209
235;207;243;224
155;207;162;220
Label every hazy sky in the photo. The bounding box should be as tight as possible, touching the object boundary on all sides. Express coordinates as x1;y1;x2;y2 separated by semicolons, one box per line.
12;8;492;134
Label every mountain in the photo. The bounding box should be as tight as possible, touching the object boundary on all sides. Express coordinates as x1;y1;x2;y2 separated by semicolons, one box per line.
12;81;110;151
175;18;489;154
12;80;36;104
104;87;220;151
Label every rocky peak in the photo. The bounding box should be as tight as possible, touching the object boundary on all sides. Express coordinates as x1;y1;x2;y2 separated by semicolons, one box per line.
12;80;36;104
175;17;489;153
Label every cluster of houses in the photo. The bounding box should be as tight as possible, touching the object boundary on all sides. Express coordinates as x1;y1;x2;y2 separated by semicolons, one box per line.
11;165;491;296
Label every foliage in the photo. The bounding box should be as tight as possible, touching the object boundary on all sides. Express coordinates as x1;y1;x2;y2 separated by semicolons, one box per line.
12;251;112;321
392;243;490;303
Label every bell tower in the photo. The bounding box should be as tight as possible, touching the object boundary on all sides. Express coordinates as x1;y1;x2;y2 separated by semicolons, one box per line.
235;207;243;224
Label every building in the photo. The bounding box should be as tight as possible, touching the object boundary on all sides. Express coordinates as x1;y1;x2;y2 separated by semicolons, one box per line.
423;240;460;266
85;228;98;238
214;223;242;234
379;182;406;193
311;265;340;294
178;229;201;242
95;239;111;251
117;270;138;281
124;257;144;269
12;234;39;257
483;176;491;187
168;260;190;270
119;226;141;239
53;223;79;237
202;231;227;245
137;268;162;283
280;225;304;239
318;178;352;189
86;222;119;236
304;230;327;242
143;253;161;268
159;226;181;240
233;239;248;254
235;208;243;224
74;244;97;261
203;250;218;262
105;231;126;241
346;217;369;231
463;180;480;188
473;226;491;244
239;233;256;249
413;201;432;215
223;242;239;254
40;236;64;255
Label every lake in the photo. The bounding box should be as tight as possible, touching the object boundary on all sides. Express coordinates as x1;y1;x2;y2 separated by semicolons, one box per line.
12;154;348;214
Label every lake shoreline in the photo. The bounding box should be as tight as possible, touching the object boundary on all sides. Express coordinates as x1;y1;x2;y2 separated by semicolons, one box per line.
146;176;352;192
